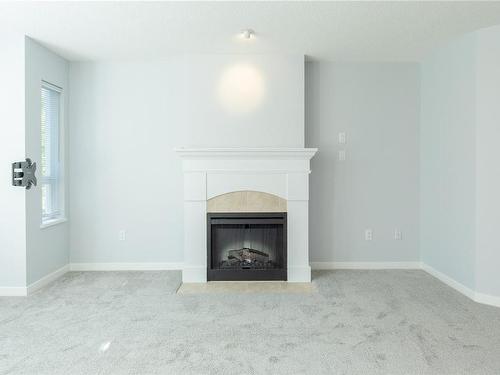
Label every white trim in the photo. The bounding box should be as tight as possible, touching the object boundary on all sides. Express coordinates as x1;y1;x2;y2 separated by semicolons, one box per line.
27;264;70;295
0;287;27;297
174;147;318;160
420;262;476;300
182;266;207;283
41;79;62;92
474;292;500;307
421;262;500;307
40;217;68;229
288;265;312;282
310;261;421;270
312;261;500;307
70;262;184;271
3;261;499;307
182;169;312;174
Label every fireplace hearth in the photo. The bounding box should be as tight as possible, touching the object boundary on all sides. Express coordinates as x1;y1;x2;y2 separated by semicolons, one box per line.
207;212;287;281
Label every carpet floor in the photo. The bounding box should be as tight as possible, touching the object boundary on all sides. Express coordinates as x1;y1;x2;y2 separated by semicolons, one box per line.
1;270;500;375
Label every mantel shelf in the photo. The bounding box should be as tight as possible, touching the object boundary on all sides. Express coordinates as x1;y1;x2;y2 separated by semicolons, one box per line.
174;147;318;160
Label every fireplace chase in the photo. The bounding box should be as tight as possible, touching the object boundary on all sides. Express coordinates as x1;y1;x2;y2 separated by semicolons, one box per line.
207;213;287;281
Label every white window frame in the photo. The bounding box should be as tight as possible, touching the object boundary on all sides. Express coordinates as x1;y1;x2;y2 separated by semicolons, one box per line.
40;80;66;228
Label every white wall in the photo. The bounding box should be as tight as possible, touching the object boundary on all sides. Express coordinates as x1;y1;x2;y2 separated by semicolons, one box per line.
306;62;420;263
420;33;477;290
475;26;500;299
184;55;304;147
69;54;304;264
0;32;27;289
69;59;186;264
25;37;69;285
421;25;500;303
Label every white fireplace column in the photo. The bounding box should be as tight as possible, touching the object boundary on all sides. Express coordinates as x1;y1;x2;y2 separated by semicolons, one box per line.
175;148;318;283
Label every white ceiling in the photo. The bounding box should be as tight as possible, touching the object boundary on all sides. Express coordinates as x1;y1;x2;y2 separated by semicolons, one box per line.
2;1;500;62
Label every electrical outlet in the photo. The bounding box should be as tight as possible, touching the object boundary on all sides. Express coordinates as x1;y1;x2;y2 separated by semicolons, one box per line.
338;132;346;144
338;150;346;161
394;228;402;240
119;230;126;241
365;229;373;241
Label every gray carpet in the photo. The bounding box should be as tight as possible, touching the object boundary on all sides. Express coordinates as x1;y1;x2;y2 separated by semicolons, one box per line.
1;270;500;375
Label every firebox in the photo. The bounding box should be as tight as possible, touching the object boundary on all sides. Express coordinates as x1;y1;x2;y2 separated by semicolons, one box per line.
207;212;287;281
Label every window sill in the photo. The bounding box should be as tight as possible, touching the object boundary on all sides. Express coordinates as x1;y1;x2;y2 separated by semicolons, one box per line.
40;217;68;229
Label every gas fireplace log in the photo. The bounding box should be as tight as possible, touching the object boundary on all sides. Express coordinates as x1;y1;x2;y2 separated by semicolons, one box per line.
227;248;270;263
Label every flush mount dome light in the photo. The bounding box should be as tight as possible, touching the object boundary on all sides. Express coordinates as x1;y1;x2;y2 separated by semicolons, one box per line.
241;29;255;39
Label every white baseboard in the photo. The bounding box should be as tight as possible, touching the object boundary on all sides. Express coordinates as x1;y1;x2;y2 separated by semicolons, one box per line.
421;262;500;307
311;261;500;308
27;264;70;295
4;261;499;307
0;264;70;297
0;286;27;297
70;262;184;271
310;261;421;270
474;292;500;307
420;262;476;300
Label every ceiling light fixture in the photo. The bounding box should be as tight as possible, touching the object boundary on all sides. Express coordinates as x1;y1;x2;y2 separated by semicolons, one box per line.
241;29;255;40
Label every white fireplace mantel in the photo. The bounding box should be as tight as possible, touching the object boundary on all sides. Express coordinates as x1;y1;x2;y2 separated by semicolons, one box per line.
175;147;318;283
174;147;318;159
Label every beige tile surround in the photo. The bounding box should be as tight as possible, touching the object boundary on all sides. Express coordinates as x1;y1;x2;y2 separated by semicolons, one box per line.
207;191;287;213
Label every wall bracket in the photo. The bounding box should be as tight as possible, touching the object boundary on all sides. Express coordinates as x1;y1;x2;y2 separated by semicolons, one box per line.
12;158;37;190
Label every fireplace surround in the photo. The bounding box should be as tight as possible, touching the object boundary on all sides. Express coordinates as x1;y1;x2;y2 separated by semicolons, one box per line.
207;212;287;281
175;147;318;283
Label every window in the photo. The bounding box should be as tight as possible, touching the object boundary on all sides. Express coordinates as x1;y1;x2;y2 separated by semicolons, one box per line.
41;81;64;224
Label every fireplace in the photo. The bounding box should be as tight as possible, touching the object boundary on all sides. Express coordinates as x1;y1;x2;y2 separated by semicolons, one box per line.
207;212;287;281
175;147;317;283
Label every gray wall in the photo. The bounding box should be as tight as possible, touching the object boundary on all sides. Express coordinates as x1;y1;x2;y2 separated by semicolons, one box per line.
68;55;305;264
69;59;420;265
69;60;186;264
474;26;500;298
306;62;420;263
25;37;69;285
0;32;26;289
420;33;477;289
